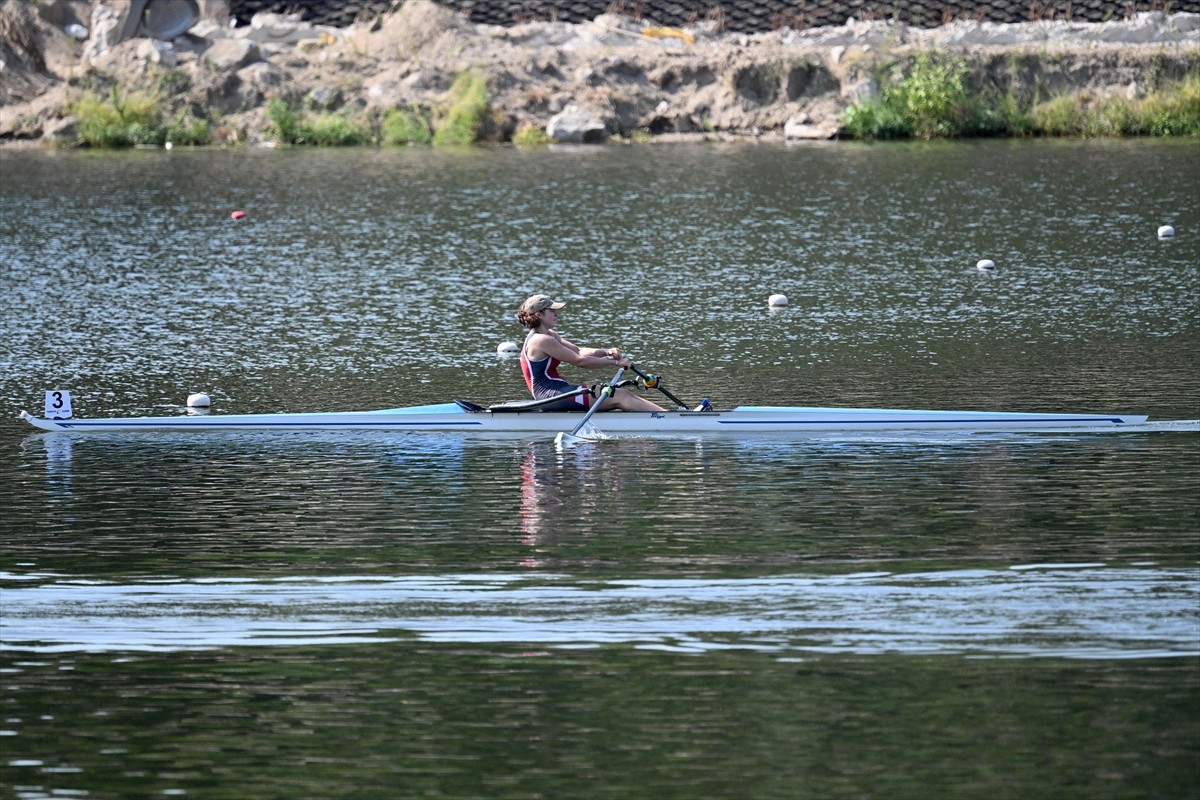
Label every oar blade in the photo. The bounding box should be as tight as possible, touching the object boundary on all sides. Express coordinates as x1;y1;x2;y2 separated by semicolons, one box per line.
553;366;625;443
554;431;581;448
555;428;605;448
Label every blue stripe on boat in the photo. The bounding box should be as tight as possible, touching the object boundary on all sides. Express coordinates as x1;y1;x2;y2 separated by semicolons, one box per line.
717;417;1128;425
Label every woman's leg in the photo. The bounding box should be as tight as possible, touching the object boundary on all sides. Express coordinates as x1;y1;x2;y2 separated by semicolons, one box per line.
603;387;666;412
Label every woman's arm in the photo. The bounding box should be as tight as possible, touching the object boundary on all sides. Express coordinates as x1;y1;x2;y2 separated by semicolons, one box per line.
535;334;622;369
560;335;620;361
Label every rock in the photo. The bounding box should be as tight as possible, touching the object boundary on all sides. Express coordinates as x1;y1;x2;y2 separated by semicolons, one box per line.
137;39;177;68
202;38;260;71
246;12;336;45
546;104;608;143
784;117;839;139
223;61;280;112
238;62;279;88
82;3;123;64
307;86;343;110
43;115;77;143
190;20;232;41
33;0;76;27
842;78;878;105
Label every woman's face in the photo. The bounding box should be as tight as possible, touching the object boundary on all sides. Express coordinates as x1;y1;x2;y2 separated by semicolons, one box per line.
539;308;559;328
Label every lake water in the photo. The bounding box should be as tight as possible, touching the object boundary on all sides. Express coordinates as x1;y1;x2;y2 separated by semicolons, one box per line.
1;140;1198;799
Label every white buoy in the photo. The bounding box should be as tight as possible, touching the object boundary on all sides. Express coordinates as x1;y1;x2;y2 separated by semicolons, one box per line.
186;392;211;408
1158;225;1175;239
164;141;173;150
768;293;788;307
496;341;519;354
976;259;996;271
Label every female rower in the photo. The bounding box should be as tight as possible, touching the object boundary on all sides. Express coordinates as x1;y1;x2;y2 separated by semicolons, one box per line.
517;294;666;412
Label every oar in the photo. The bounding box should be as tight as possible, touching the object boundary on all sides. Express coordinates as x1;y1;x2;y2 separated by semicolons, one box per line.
555;366;625;447
628;364;690;410
487;385;593;412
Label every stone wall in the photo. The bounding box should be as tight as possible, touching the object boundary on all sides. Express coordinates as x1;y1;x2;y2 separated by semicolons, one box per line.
229;0;1200;30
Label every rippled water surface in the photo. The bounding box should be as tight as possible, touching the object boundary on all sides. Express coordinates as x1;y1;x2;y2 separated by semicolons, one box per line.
1;141;1197;799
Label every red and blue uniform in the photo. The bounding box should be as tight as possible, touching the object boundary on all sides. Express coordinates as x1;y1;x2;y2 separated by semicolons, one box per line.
520;332;591;410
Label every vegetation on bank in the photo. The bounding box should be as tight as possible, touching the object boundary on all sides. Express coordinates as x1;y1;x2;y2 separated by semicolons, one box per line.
61;58;1199;149
840;52;1200;139
69;85;210;148
262;67;489;146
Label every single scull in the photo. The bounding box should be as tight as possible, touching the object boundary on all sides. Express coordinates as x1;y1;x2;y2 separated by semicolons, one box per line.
20;401;1196;435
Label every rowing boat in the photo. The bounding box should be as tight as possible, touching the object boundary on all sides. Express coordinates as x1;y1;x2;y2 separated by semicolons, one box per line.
19;400;1195;435
21;369;1198;436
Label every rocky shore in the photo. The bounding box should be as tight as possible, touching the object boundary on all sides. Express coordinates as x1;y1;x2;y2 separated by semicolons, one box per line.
1;0;1197;145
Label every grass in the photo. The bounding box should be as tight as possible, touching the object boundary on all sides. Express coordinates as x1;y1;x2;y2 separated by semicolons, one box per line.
71;86;166;147
165;113;211;146
271;68;490;148
433;69;489;146
511;122;552;146
842;54;1200;140
381;106;433;144
267;98;370;145
1029;72;1200;136
70;82;214;148
303;113;370;145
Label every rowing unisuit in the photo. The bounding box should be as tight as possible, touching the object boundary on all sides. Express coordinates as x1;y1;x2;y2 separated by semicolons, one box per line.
520;331;591;410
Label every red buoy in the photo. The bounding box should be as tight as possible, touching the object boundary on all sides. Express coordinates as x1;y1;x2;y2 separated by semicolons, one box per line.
231;210;247;220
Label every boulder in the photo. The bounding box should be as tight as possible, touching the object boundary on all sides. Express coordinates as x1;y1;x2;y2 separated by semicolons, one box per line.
137;38;177;68
82;3;124;63
784;117;839;139
307;86;343;110
43;114;78;143
546;104;608;143
245;12;331;45
202;37;260;71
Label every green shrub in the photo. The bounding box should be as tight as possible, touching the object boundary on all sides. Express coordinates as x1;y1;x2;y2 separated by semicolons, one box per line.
301;112;370;145
511;123;552;146
841;53;985;139
72;86;166;147
629;127;654;144
840;98;911;139
1139;72;1200;136
266;97;299;144
165;113;210;146
381;106;432;144
981;92;1035;137
433;69;489;146
892;54;975;138
847;56;1199;140
1028;76;1200;137
1028;94;1086;136
267;98;370;145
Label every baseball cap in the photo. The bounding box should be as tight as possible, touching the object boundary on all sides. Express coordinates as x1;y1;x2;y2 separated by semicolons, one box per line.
520;295;566;314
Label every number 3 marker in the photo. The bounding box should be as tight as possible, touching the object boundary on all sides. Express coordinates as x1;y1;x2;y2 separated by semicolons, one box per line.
44;389;73;419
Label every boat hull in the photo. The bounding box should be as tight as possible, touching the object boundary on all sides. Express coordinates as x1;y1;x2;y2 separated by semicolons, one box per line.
19;404;1154;434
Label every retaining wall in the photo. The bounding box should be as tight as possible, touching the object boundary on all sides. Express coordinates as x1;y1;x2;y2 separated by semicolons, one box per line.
229;0;1200;31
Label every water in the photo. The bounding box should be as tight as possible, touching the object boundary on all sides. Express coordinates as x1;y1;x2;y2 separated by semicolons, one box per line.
1;140;1198;799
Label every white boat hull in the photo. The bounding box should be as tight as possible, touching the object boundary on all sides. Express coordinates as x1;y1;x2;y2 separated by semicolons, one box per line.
18;403;1170;435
